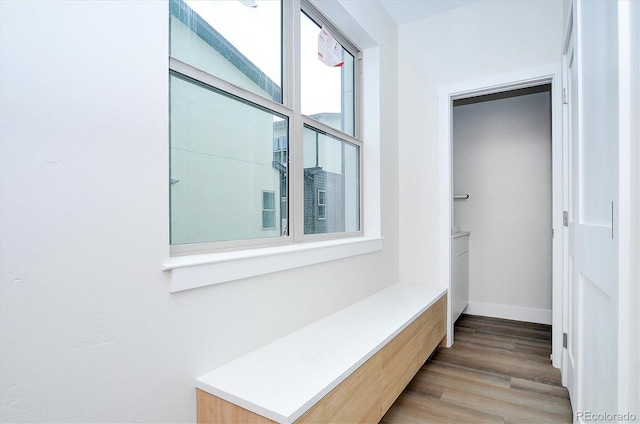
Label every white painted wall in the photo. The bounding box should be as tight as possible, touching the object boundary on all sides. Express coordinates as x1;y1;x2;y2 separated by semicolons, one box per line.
453;91;552;322
0;1;399;422
398;0;563;286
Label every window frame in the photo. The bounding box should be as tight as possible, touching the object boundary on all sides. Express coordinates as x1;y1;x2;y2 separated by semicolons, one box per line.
168;0;363;256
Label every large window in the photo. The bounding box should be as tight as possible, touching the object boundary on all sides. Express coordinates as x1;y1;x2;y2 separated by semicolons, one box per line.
169;0;361;254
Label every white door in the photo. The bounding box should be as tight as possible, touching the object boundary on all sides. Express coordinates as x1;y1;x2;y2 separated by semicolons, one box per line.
564;0;619;416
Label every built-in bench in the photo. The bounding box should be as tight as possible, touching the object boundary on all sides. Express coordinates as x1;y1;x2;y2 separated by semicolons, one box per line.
195;284;447;424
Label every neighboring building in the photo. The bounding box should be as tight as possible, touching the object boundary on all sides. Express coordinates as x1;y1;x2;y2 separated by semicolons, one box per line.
274;112;353;235
303;166;345;234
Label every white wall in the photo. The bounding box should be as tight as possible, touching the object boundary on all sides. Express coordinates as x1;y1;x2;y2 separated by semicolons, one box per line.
453;91;552;322
0;1;399;422
398;0;563;286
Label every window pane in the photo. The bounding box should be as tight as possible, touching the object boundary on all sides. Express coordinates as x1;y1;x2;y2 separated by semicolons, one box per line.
263;191;275;210
300;12;355;136
262;211;276;230
170;0;282;102
318;190;326;205
170;75;288;244
303;126;360;235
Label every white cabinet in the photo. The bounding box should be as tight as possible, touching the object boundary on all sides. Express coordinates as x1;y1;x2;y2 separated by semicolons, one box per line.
452;232;470;323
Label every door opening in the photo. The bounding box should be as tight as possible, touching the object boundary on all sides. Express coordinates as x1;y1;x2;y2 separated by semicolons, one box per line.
437;64;563;371
451;84;553;337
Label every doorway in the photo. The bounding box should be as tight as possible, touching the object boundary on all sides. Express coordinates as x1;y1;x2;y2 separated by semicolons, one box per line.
452;85;553;329
437;64;563;370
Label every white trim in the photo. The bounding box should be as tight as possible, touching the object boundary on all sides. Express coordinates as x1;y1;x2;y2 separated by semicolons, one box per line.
464;301;553;325
550;63;565;370
560;39;570;385
617;0;640;415
437;63;563;365
560;1;574;389
361;46;381;240
164;237;383;292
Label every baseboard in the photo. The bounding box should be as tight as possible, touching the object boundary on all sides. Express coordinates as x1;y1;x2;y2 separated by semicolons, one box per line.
464;301;552;325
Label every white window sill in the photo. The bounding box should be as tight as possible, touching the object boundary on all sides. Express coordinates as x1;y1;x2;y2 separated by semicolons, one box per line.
163;237;384;293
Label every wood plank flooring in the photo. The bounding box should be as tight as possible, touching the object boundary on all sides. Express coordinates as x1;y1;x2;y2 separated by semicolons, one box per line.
380;315;572;423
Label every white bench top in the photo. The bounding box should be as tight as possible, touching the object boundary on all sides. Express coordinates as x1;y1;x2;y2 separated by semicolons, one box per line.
195;284;447;423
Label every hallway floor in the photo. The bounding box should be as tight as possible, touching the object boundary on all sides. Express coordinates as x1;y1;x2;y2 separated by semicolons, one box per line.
380;315;572;423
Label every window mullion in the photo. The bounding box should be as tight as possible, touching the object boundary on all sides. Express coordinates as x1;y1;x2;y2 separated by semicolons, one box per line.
301;116;362;147
288;0;305;242
169;57;293;118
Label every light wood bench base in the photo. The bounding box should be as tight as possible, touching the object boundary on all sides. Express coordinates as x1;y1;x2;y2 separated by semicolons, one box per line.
197;294;446;424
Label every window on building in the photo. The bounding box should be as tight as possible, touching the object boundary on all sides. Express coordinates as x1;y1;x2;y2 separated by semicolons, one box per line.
169;0;361;254
262;191;276;230
317;190;327;220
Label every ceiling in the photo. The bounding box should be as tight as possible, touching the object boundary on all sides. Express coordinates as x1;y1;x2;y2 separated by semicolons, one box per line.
379;0;478;25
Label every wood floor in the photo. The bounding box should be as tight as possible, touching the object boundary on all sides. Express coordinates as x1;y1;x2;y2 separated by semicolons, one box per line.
380;315;572;424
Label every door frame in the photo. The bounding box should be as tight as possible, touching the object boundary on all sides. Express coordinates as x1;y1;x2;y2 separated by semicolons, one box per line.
436;63;564;369
561;0;574;393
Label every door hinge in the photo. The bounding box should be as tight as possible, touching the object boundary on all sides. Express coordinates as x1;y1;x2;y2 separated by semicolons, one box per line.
563;211;569;227
563;332;568;348
611;201;614;239
562;88;568;104
552;228;555;238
